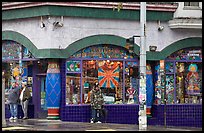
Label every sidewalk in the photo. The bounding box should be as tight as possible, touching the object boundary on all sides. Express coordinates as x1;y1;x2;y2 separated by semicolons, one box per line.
2;119;202;131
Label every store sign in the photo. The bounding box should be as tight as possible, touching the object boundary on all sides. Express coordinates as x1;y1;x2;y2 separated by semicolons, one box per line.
167;48;202;61
187;50;201;57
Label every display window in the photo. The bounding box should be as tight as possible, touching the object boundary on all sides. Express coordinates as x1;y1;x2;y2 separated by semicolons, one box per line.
65;44;139;105
2;40;35;104
164;47;202;104
176;62;202;104
66;73;81;105
125;61;139;104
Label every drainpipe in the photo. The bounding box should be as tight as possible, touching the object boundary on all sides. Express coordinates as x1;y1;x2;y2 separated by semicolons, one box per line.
138;2;147;131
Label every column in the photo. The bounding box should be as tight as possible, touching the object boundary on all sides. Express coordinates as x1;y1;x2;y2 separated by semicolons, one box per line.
46;59;61;120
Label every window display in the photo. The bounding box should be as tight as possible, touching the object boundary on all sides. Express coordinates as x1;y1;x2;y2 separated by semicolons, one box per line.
165;47;202;104
125;62;139;104
66;73;81;105
66;44;139;105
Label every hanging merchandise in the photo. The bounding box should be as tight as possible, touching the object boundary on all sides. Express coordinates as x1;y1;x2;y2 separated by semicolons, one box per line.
186;63;200;95
84;82;89;89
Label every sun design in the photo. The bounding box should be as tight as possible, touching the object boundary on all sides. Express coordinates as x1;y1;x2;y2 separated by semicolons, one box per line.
98;62;119;88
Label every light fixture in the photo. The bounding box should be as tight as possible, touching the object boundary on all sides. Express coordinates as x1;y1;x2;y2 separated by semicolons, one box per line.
53;16;64;27
40;16;45;28
157;20;164;31
149;46;157;52
53;21;63;27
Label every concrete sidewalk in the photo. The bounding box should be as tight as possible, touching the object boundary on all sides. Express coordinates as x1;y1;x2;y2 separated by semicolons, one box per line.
2;119;202;131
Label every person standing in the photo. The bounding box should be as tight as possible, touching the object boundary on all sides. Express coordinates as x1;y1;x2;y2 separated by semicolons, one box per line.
7;81;20;121
19;82;31;119
90;82;104;123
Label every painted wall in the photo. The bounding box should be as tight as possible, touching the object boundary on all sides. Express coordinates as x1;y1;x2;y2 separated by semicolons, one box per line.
2;16;202;52
173;2;202;18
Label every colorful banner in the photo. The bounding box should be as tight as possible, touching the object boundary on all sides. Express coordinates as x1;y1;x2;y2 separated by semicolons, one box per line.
98;61;119;88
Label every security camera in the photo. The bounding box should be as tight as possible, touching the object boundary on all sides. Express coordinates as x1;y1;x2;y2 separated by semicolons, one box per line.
158;25;164;31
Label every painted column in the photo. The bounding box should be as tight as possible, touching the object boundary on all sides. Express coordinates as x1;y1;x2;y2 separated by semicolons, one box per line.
46;59;61;119
146;64;154;117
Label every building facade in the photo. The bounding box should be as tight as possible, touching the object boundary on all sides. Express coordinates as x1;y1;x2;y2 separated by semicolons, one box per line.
2;2;202;127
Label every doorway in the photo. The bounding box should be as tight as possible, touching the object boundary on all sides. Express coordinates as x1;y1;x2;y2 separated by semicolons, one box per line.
37;76;48;118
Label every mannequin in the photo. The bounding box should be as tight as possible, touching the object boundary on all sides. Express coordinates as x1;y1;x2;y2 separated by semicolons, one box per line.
127;85;135;104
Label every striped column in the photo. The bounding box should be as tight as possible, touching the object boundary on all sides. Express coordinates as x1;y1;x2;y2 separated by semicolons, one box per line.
46;60;61;120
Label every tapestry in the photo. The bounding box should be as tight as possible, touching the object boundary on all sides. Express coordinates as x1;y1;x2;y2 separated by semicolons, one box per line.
98;61;119;88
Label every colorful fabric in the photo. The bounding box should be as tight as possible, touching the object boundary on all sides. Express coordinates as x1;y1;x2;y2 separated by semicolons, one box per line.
98;62;119;88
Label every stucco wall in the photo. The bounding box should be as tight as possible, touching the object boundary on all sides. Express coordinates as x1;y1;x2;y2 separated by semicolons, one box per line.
2;16;202;51
173;2;202;18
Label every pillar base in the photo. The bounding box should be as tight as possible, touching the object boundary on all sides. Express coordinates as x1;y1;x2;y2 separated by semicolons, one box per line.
2;120;7;127
47;116;59;120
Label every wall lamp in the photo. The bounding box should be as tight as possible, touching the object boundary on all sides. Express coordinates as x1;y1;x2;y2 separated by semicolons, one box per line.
149;46;157;52
40;16;45;28
157;20;164;31
53;16;64;27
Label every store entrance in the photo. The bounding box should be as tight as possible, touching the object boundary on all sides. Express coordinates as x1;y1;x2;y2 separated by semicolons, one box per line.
37;76;48;118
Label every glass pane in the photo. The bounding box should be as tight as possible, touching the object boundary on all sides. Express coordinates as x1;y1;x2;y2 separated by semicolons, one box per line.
2;40;20;60
66;61;81;72
184;2;199;7
98;60;122;104
166;74;174;104
66;73;81;105
176;62;185;103
82;60;98;104
125;61;139;104
190;2;199;6
184;63;202;104
165;62;174;73
184;2;190;6
176;62;202;104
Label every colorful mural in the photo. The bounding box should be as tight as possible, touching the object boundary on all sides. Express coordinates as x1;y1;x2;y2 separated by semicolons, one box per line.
71;44;138;59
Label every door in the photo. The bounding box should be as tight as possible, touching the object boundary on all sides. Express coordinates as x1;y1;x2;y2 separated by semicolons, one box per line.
37;76;48;118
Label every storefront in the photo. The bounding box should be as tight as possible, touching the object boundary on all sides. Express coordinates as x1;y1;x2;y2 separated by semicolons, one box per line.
2;39;202;127
60;43;157;124
150;46;202;127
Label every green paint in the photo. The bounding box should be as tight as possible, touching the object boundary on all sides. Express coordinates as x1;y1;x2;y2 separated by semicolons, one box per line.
160;37;202;59
2;31;39;57
3;5;173;21
64;35;140;58
2;31;201;60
